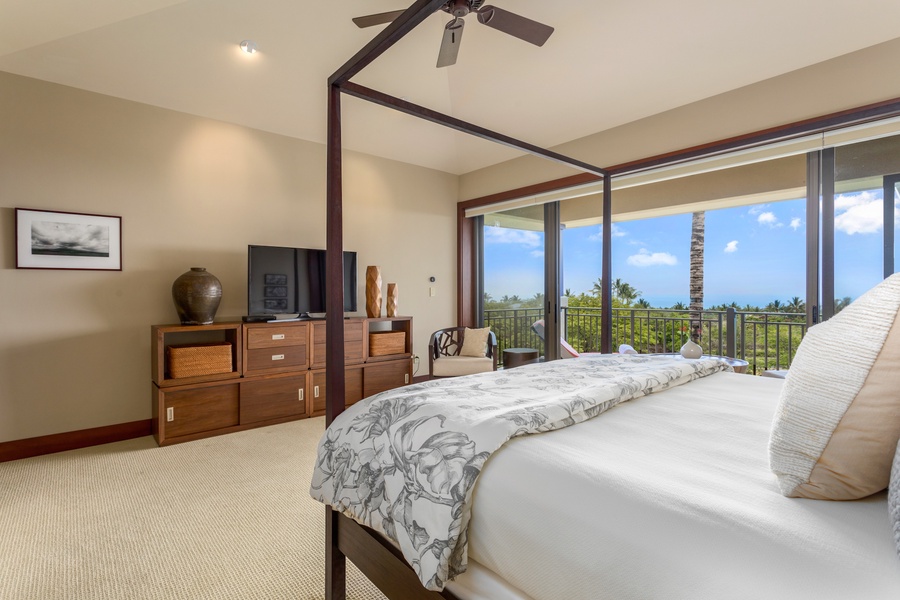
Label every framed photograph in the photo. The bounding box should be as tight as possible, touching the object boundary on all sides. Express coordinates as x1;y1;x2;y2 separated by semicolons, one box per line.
16;208;122;271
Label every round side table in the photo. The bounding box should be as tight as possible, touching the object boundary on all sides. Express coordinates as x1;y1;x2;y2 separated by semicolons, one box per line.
503;347;539;369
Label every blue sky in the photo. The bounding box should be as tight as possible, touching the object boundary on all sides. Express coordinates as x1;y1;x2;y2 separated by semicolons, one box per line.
484;189;898;308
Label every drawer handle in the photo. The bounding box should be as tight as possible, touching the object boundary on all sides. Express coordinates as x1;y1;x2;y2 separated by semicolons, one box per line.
272;333;285;340
298;389;304;402
272;354;285;361
405;374;409;384
314;385;320;398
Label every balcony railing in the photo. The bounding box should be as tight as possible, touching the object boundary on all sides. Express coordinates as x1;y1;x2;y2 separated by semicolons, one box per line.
484;306;808;375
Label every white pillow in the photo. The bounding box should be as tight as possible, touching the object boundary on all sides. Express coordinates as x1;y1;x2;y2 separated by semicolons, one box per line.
459;327;491;358
769;273;900;500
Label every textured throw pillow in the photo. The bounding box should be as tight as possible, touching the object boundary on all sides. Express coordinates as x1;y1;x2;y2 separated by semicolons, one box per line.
459;327;491;358
891;441;900;558
769;273;900;500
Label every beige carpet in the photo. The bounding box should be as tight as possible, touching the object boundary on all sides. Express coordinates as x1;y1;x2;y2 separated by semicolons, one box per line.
0;417;387;600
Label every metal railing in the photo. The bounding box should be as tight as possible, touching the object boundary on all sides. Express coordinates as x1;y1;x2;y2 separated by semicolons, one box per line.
484;306;808;374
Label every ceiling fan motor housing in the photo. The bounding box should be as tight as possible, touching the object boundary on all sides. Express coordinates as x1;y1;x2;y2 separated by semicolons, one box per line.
443;0;485;18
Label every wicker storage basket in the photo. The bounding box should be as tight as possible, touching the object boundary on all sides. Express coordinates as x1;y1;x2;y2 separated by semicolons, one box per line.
167;342;233;378
368;331;405;357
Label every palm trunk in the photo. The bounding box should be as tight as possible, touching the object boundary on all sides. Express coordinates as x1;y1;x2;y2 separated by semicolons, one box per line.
689;211;705;343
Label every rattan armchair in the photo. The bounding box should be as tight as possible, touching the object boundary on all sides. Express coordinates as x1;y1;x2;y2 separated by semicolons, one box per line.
428;327;498;378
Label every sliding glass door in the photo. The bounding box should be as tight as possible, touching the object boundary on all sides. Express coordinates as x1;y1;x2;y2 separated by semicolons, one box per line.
471;119;900;371
481;205;546;363
820;134;900;317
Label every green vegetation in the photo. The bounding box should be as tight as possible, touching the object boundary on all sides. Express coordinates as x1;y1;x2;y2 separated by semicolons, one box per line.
484;279;850;374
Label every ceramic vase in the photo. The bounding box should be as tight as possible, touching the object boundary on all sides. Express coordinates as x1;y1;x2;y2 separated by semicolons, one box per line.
366;266;382;318
680;338;702;359
386;283;398;317
172;267;222;325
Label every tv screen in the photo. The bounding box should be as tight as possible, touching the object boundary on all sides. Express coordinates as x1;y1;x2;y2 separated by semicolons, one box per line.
247;245;357;316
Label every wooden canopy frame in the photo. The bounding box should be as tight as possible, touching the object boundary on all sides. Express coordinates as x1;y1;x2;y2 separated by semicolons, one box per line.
323;1;610;598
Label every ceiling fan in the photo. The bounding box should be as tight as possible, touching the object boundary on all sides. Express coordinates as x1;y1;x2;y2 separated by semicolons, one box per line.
352;1;554;67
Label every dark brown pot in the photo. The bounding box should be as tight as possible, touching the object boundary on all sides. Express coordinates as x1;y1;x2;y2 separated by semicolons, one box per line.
172;267;222;325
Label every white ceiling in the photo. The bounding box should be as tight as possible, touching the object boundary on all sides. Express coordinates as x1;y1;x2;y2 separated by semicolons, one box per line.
3;0;900;175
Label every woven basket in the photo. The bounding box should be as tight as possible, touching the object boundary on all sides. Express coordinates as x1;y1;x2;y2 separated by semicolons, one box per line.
167;342;233;378
369;331;405;356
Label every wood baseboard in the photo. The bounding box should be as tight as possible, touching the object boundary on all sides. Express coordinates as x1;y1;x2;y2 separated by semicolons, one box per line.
412;374;431;384
0;419;152;463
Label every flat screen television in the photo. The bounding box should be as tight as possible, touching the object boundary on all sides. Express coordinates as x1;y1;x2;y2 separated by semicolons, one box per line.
247;245;358;317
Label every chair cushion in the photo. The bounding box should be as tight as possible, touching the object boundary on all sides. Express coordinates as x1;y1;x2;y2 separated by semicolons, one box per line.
460;327;491;357
432;356;493;377
768;273;900;500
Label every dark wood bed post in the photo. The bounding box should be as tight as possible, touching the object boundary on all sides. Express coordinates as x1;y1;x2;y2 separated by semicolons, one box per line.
323;1;610;597
600;172;612;353
325;81;347;600
324;3;452;598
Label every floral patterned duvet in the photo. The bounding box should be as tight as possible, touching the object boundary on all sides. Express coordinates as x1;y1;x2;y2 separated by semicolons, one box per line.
309;353;731;591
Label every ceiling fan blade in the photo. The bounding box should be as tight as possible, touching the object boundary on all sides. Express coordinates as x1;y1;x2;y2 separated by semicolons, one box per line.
436;18;465;68
476;5;553;46
352;9;406;28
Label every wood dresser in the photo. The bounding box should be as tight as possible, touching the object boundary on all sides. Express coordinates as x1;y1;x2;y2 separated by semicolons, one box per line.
151;317;412;446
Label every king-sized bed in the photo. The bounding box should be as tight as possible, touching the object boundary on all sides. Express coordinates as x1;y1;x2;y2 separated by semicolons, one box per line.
318;4;900;596
311;347;900;599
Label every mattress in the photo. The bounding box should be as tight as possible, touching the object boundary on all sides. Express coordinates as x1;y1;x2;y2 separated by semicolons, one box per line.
447;371;900;600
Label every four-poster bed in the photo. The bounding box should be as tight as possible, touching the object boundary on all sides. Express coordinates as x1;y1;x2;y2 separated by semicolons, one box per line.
319;2;900;599
323;3;610;598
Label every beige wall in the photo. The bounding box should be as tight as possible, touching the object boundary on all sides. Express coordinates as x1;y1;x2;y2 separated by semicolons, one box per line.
0;72;457;443
460;37;900;201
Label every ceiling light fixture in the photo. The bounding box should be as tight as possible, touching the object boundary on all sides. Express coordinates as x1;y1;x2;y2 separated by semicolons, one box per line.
239;40;258;55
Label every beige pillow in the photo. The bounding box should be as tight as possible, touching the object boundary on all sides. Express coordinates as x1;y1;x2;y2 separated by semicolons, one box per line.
769;273;900;500
459;327;491;358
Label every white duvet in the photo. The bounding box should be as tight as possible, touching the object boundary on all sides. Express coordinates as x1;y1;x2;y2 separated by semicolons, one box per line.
451;372;900;600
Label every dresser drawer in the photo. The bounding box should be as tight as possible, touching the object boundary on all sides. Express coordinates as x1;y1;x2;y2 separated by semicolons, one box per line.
310;320;365;368
308;366;364;417
160;382;239;439
245;345;308;372
240;374;307;424
246;323;308;349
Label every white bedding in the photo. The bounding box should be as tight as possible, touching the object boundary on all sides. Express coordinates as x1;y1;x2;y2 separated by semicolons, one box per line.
451;371;900;600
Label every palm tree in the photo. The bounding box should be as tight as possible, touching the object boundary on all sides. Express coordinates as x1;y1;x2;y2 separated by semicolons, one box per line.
689;211;705;342
636;298;651;308
786;296;804;313
672;301;687;310
591;278;604;298
766;299;783;312
612;278;642;305
612;278;625;302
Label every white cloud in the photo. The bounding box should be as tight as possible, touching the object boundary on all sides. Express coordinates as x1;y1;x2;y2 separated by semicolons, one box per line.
833;190;892;235
589;223;627;241
484;226;541;247
530;250;544;258
757;212;782;227
626;248;678;267
790;217;802;230
724;240;739;253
